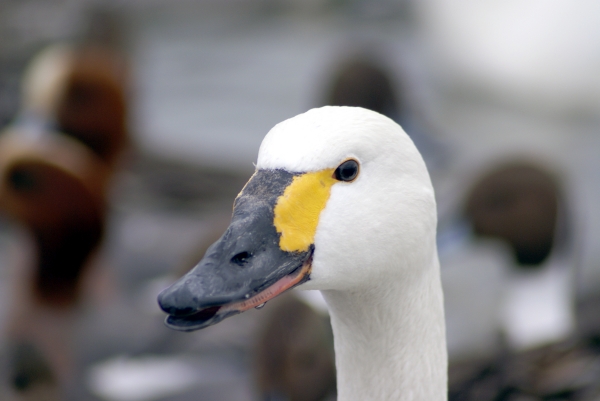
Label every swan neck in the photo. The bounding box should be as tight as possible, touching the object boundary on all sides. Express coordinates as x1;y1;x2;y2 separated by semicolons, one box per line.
322;263;447;401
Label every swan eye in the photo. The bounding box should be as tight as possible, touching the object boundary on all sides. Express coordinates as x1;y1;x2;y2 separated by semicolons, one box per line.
334;159;359;182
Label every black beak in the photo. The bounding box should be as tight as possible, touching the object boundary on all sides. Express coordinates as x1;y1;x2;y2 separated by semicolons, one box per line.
158;169;313;331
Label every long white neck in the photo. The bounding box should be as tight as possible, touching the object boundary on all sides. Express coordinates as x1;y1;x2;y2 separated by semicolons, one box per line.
321;257;447;401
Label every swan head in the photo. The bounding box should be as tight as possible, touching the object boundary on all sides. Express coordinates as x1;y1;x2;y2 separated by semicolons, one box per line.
158;106;437;331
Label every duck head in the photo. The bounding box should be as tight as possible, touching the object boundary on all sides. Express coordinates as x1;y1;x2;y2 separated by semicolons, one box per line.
158;106;436;331
21;43;128;165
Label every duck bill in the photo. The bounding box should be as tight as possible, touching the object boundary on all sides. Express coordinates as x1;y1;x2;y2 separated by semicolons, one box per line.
157;169;313;331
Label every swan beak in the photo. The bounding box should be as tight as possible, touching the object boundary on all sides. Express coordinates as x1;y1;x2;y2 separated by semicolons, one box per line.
158;169;314;332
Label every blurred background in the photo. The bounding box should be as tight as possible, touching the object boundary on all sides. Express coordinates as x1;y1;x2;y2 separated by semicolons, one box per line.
0;0;600;400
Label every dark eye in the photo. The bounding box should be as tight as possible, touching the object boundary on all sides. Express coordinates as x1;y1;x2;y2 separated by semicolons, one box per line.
334;159;359;182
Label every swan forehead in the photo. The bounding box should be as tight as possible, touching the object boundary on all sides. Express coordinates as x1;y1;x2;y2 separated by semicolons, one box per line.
257;106;405;172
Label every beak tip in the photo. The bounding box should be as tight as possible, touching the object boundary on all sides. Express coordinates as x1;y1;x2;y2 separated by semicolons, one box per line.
157;286;174;314
158;279;208;318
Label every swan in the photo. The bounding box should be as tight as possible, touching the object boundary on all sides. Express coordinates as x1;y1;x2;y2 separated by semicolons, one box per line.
158;106;447;401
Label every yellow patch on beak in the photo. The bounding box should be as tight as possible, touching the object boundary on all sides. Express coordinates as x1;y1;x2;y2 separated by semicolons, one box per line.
273;169;337;252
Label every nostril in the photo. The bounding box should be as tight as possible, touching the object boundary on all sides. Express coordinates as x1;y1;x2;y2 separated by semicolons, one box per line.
231;251;252;266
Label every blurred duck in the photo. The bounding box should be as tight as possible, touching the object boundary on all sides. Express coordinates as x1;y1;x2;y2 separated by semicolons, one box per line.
0;43;128;399
449;162;600;400
254;293;336;401
322;54;447;170
323;56;400;121
465;162;572;350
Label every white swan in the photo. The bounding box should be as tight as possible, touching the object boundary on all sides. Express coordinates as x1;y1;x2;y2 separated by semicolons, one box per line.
158;106;447;401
